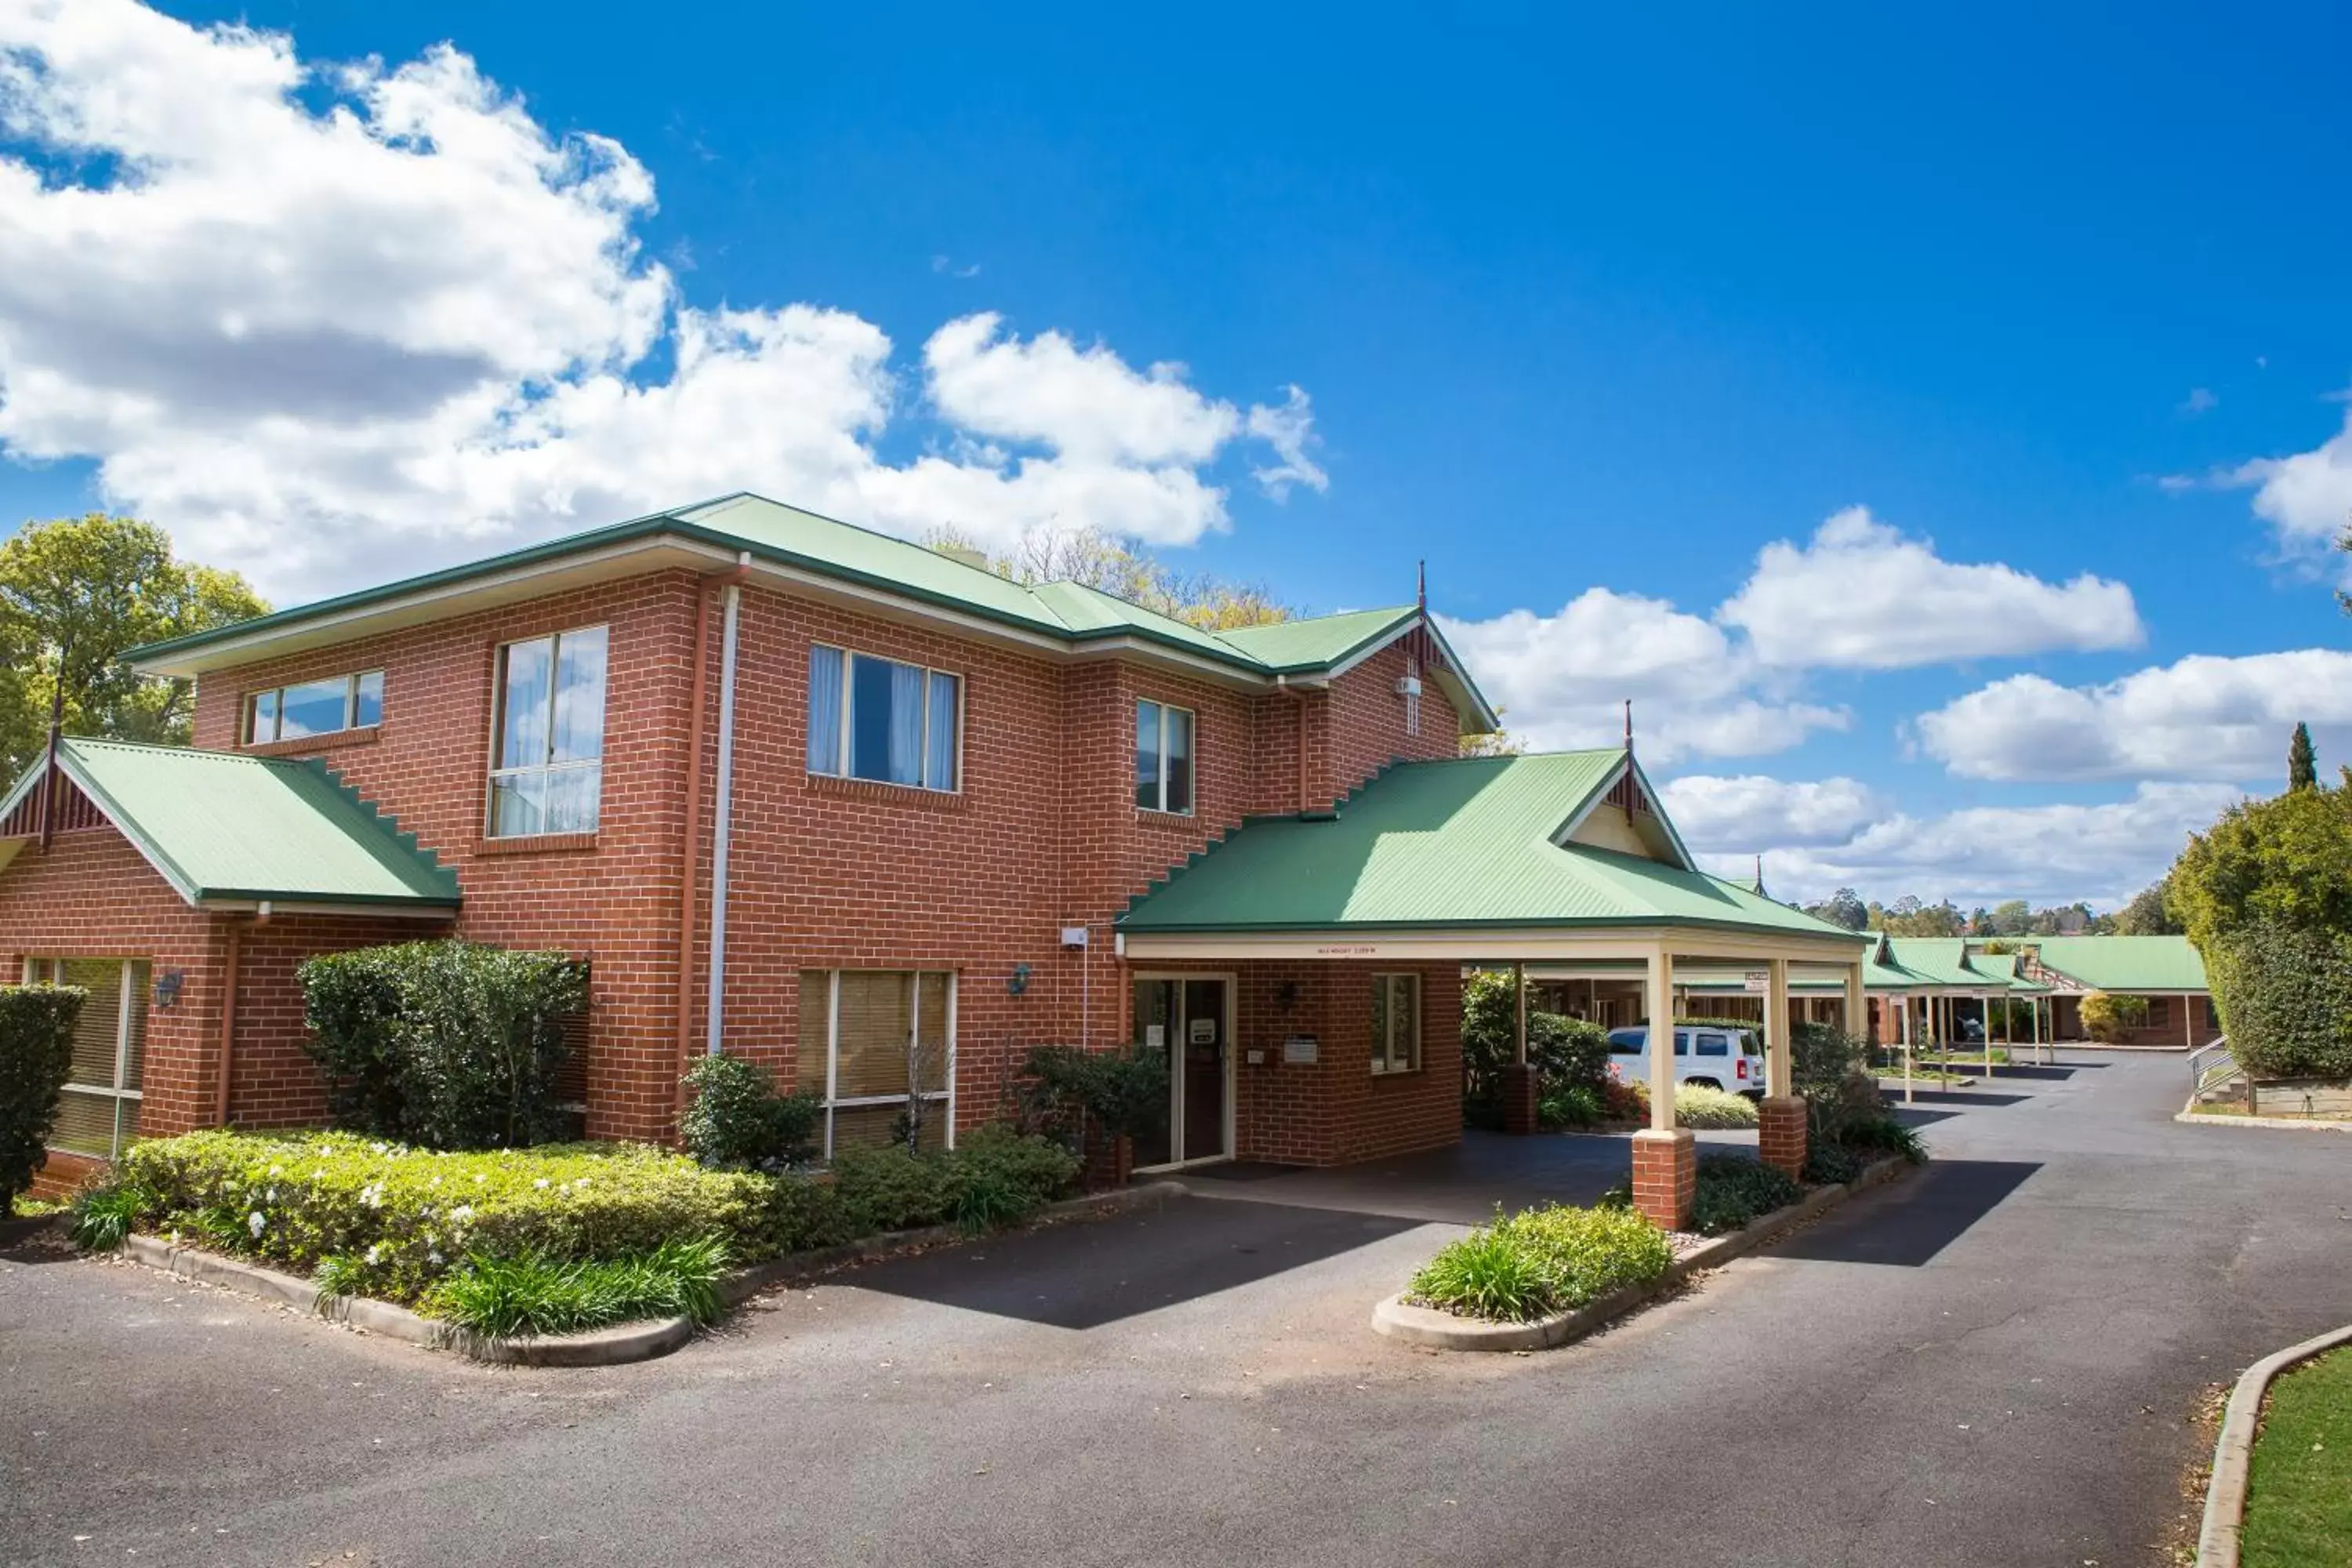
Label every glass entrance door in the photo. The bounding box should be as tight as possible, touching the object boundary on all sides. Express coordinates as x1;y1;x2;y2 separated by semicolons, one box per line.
1130;977;1229;1167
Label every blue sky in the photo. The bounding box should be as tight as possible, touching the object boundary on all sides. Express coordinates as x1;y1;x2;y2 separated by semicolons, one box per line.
3;1;2348;908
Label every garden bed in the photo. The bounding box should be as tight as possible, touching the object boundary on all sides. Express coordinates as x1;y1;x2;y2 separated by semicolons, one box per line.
68;1125;1084;1348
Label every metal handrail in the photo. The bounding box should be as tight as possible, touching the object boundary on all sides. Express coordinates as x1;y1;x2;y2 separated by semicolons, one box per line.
2187;1036;2240;1098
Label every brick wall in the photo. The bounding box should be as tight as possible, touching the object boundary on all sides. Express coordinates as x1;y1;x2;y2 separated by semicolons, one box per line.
13;561;1476;1166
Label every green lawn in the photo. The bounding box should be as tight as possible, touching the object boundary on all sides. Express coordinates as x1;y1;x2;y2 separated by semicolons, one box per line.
2242;1345;2352;1566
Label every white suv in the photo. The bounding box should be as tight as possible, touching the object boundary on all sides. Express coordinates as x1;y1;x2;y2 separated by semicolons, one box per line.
1605;1025;1768;1100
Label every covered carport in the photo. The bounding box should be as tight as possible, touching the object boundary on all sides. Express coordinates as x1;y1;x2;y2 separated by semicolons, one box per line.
1116;749;1872;1230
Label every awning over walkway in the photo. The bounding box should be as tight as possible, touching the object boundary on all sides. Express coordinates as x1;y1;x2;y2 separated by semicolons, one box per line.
0;738;460;915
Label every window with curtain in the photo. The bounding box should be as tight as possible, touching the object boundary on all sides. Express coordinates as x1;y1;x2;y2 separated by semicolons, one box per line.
799;969;954;1156
246;670;384;742
1135;699;1195;815
26;957;147;1158
806;644;960;792
1370;972;1421;1075
488;625;608;837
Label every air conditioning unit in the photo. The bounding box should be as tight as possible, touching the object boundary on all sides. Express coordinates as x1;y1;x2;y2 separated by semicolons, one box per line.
1395;675;1423;698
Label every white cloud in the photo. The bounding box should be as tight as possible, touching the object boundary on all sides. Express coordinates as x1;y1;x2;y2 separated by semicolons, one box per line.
1760;784;2241;909
1658;775;1882;851
2226;408;2352;562
0;2;1318;597
1914;649;2352;783
1717;506;2144;670
2180;387;2219;416
1439;588;1849;764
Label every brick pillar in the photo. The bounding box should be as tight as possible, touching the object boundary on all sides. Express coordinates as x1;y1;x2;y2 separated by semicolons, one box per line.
1081;1127;1134;1191
1630;1128;1697;1232
1501;1063;1540;1134
1758;1094;1807;1181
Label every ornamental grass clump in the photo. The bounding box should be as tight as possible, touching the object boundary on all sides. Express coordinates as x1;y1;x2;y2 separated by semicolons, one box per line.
1408;1202;1673;1323
424;1236;731;1338
1671;1083;1759;1128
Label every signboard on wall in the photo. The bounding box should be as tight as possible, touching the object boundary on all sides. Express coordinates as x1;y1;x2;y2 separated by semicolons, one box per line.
1744;971;1769;993
1283;1036;1319;1065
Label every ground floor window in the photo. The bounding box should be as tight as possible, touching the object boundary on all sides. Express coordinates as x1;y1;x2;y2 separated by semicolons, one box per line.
1370;972;1421;1075
798;970;953;1156
24;957;149;1160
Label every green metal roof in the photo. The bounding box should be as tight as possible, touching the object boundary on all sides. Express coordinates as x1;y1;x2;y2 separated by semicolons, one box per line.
2025;935;2208;993
0;739;459;909
1120;752;1869;943
124;492;1500;728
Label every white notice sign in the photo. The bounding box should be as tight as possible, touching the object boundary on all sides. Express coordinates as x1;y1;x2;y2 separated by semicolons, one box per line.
1744;971;1769;993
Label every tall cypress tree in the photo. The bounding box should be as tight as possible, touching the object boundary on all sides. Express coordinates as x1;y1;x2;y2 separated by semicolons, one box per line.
2288;722;2318;791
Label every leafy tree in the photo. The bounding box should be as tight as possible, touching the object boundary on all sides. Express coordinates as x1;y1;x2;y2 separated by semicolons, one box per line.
0;514;267;777
1804;887;1868;931
927;523;1292;630
1871;896;1964;937
1985;899;2032;937
2114;876;2184;935
2289;721;2318;791
2169;778;2352;951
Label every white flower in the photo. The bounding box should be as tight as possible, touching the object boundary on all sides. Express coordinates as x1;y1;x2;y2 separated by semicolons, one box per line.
474;1174;486;1185
533;1178;550;1190
247;1211;266;1237
427;1250;445;1266
429;1176;441;1187
371;1142;390;1155
267;1165;284;1178
364;1244;383;1265
358;1182;387;1210
265;1187;278;1202
449;1205;474;1224
573;1178;591;1190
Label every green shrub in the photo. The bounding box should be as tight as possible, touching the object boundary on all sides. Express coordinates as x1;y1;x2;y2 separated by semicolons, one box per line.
299;941;588;1149
1537;1083;1605;1128
2078;990;2151;1042
833;1126;1079;1236
67;1179;144;1250
1802;1143;1863;1185
2207;921;2352;1081
1672;1083;1759;1128
425;1235;731;1337
82;1130;784;1303
1013;1044;1169;1149
1836;1114;1927;1164
1688;1152;1804;1236
0;985;85;1217
1461;971;1612;1120
1408;1201;1674;1323
678;1054;820;1171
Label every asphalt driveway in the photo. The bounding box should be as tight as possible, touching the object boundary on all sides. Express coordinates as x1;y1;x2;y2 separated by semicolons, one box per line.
4;1053;2346;1567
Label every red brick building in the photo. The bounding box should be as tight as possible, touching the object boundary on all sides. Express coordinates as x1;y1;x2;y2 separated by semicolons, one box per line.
2;495;1507;1189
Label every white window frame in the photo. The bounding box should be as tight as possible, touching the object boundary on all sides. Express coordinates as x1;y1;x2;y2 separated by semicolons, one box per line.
486;625;608;838
245;670;384;743
25;956;144;1160
807;644;964;794
812;969;957;1159
1370;971;1422;1076
1135;699;1196;816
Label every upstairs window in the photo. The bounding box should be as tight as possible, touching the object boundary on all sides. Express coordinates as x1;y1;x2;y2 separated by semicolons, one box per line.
488;625;608;837
248;670;383;742
807;644;960;792
1135;699;1194;815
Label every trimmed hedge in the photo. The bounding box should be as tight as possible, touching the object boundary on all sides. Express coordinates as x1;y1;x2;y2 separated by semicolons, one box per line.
2208;920;2352;1081
76;1124;1082;1305
0;985;85;1217
299;940;588;1149
678;1054;820;1171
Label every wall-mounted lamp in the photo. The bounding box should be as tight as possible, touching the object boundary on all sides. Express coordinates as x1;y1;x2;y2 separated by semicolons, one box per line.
154;970;185;1010
1007;963;1032;996
1276;980;1301;1011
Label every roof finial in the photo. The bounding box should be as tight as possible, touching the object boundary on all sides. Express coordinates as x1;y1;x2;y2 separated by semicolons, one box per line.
1623;699;1633;750
1416;559;1426;615
1754;853;1765;896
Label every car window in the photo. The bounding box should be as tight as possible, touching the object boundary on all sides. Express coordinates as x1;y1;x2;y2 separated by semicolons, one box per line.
1695;1032;1730;1057
1673;1029;1690;1056
1607;1029;1643;1054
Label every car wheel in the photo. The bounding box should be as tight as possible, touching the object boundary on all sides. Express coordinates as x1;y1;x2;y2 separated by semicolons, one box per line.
1686;1078;1722;1091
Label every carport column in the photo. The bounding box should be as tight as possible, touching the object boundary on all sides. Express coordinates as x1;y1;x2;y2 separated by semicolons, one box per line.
1501;961;1539;1134
1631;945;1695;1232
1758;956;1806;1181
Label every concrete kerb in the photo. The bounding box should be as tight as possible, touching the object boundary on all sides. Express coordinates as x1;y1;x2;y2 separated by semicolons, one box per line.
2176;1097;2352;1133
2196;1321;2352;1568
1372;1155;1914;1352
114;1181;1181;1367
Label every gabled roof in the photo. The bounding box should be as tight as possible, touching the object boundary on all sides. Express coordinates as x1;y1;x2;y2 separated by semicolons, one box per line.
2026;935;2208;993
1119;751;1864;943
0;739;460;911
123;492;1501;731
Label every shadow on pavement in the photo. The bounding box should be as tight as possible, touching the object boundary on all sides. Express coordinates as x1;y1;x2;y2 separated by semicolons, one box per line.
1773;1159;2042;1268
1886;1106;1963;1128
1889;1088;2035;1108
841;1196;1420;1329
1976;1065;2082;1082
